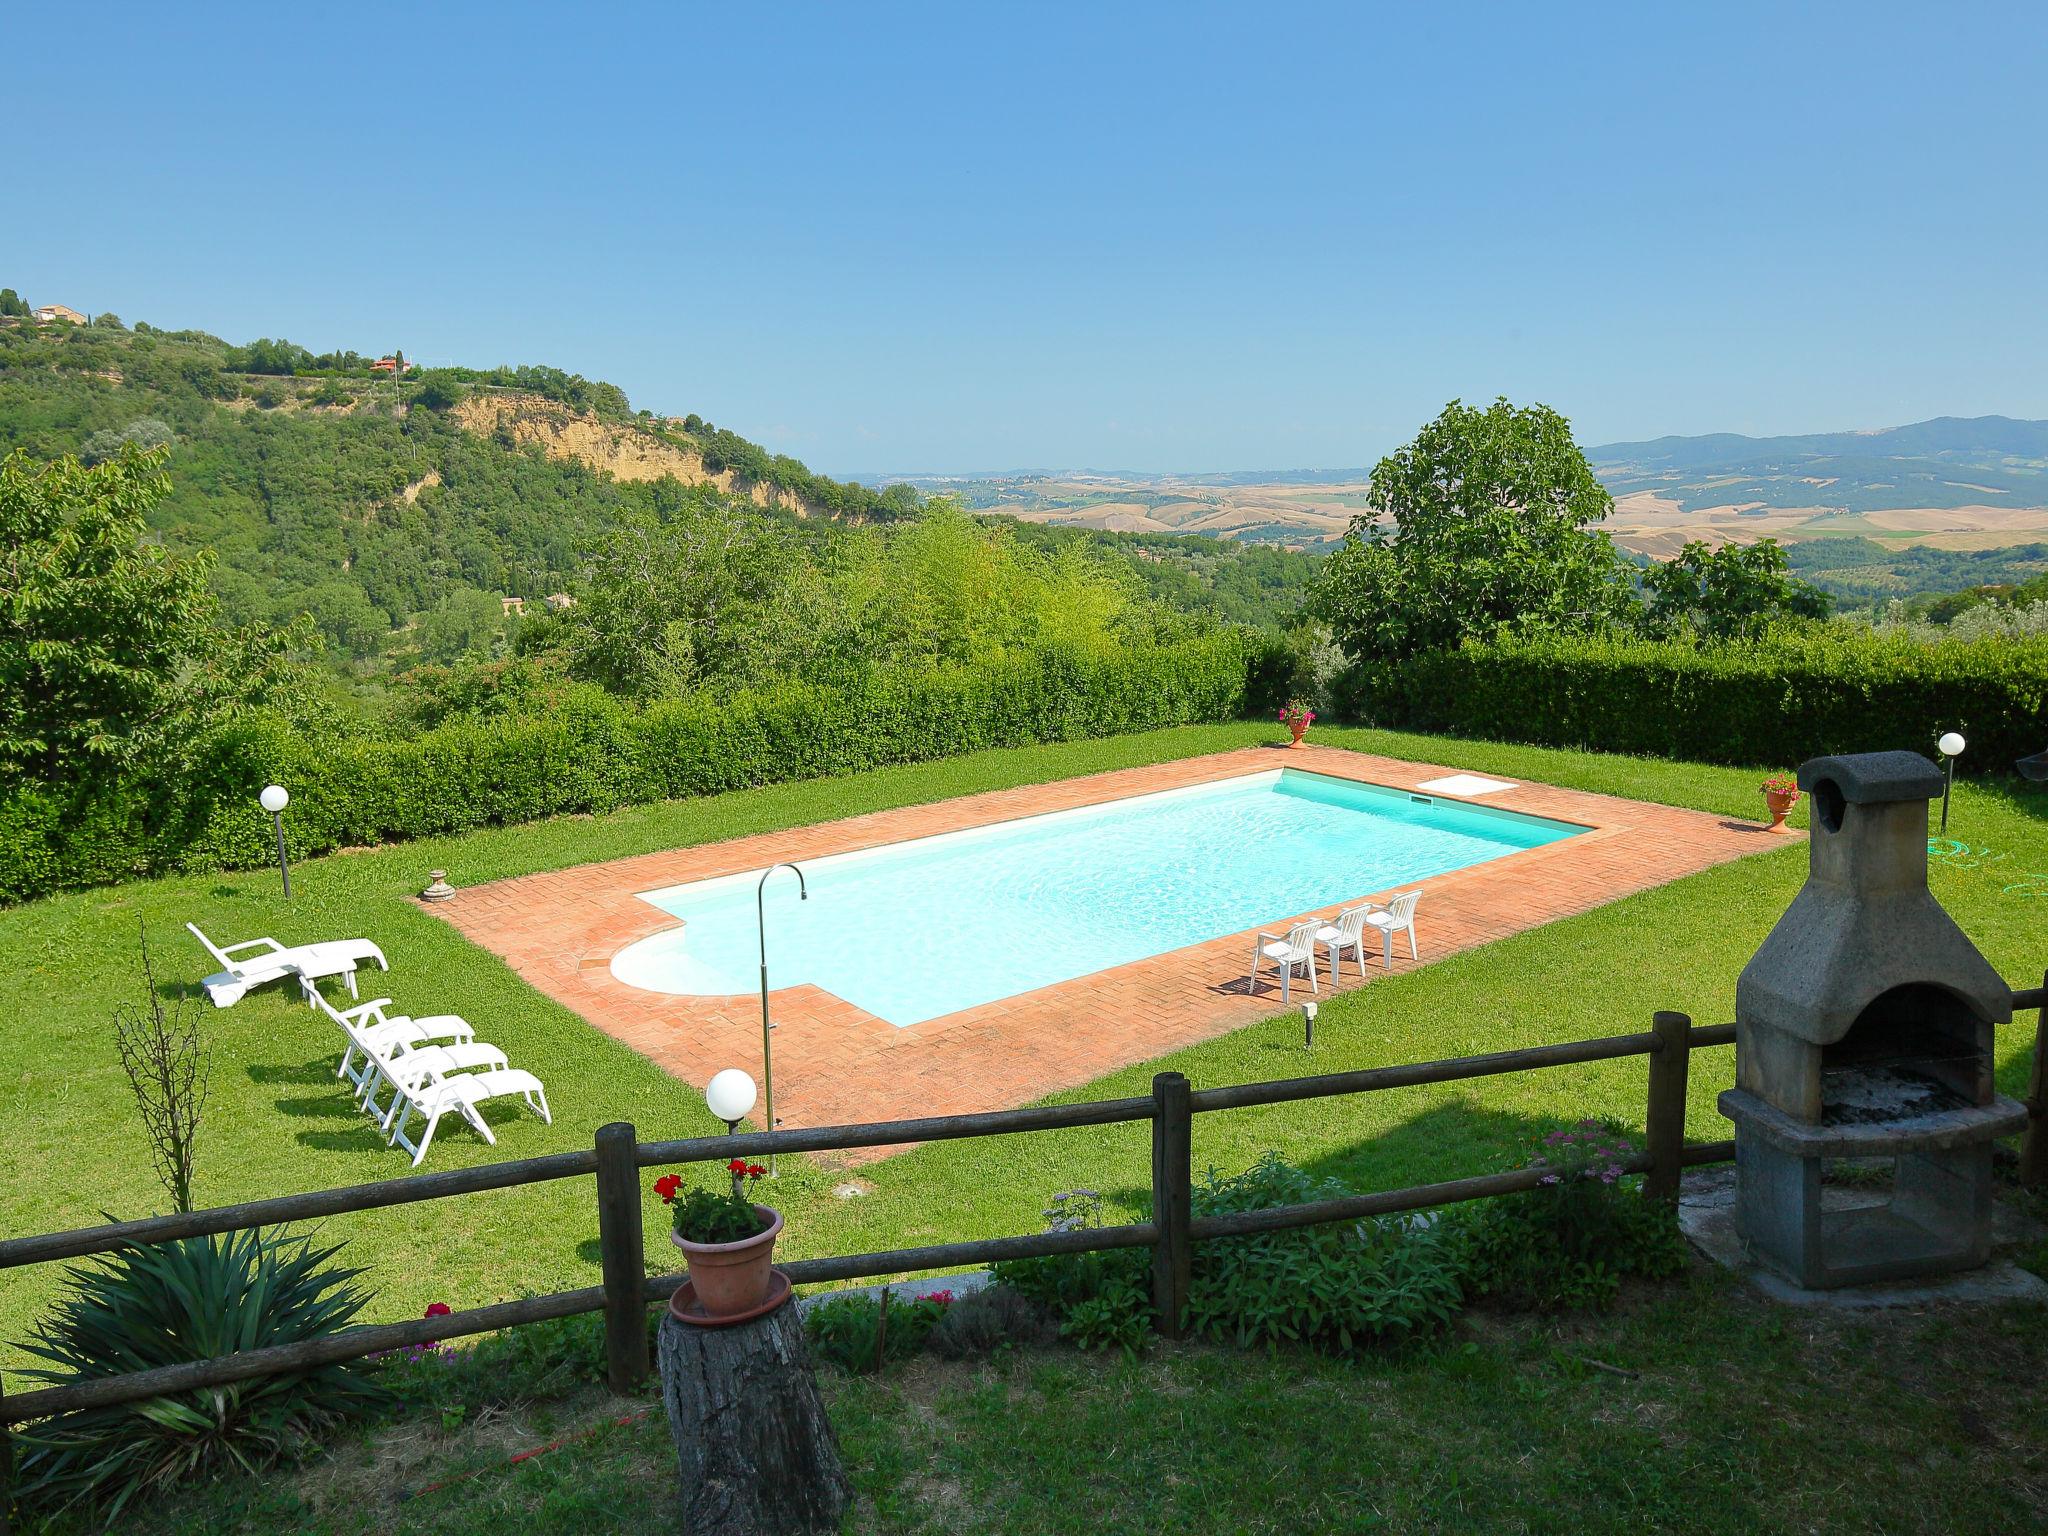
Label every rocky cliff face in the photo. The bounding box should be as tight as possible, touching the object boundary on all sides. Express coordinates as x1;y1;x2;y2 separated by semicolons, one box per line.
450;393;815;515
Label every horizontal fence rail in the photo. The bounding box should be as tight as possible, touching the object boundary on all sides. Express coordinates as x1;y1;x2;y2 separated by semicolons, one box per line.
1;986;2039;1448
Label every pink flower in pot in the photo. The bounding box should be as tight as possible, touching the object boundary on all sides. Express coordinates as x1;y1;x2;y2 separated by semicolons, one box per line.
656;1161;782;1316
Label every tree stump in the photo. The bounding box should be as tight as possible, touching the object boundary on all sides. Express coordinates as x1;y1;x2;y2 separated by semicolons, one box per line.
658;1298;850;1536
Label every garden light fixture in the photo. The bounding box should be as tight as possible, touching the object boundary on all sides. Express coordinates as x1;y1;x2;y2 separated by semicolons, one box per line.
1302;999;1318;1051
259;784;291;897
706;1068;760;1197
705;1068;758;1132
756;862;807;1175
1936;731;1966;833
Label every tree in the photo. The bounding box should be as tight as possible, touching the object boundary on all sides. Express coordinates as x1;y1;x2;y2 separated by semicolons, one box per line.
0;448;309;786
93;312;124;329
1311;398;1633;660
79;418;175;466
1640;539;1830;639
0;288;29;318
114;923;210;1213
411;371;465;412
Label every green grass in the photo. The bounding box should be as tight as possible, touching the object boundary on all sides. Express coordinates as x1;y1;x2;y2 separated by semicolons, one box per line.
78;1271;2048;1534
4;722;2045;1390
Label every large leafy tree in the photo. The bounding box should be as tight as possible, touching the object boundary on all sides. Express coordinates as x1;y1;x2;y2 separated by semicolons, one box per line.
1640;538;1830;639
1311;399;1634;659
0;447;308;786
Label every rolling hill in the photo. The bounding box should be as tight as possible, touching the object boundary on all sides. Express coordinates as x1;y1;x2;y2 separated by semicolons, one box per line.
886;416;2048;570
0;306;1318;669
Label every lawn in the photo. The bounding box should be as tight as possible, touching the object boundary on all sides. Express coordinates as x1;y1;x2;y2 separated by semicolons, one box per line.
3;722;2044;1389
71;1265;2048;1535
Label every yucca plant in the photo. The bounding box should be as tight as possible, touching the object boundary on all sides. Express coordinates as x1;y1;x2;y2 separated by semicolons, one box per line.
12;1227;388;1524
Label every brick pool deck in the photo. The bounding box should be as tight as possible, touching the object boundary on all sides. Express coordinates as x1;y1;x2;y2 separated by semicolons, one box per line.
430;745;1791;1151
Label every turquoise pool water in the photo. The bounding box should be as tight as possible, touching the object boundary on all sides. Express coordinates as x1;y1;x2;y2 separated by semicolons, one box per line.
610;768;1582;1026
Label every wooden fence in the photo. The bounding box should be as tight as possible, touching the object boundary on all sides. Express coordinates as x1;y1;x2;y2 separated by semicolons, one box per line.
1;988;2042;1530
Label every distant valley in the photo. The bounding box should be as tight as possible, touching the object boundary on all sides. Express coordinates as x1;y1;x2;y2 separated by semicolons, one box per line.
881;416;2048;565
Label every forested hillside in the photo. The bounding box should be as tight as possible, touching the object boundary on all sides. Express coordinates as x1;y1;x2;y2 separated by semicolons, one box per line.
0;305;1316;694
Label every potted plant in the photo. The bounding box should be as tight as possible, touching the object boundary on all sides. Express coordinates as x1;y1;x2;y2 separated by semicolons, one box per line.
1761;772;1801;832
655;1159;783;1316
1278;700;1316;748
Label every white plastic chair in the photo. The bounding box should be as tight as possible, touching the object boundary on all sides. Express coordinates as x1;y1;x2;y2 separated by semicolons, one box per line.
314;994;479;1097
1314;906;1375;981
1250;918;1323;1001
1361;891;1423;967
187;923;387;1008
351;1023;512;1124
382;1059;552;1166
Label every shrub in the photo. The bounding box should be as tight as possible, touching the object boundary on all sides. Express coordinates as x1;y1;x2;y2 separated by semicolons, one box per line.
803;1289;954;1374
991;1190;1155;1354
1451;1120;1688;1311
0;633;1257;902
1337;626;2048;769
925;1285;1058;1360
12;1229;386;1522
1184;1153;1462;1351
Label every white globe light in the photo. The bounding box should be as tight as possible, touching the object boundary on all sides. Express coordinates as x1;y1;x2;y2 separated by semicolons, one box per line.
705;1068;758;1125
259;784;290;814
1938;732;1966;758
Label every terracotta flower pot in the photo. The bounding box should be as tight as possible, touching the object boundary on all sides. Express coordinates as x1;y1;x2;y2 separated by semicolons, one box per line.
1764;788;1800;832
1287;720;1308;748
671;1205;783;1316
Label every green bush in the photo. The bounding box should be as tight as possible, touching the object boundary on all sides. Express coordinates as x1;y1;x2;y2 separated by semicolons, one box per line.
1338;627;2048;769
803;1288;955;1374
1450;1121;1688;1311
0;634;1256;902
1184;1153;1463;1351
991;1190;1155;1354
925;1285;1058;1359
12;1229;386;1523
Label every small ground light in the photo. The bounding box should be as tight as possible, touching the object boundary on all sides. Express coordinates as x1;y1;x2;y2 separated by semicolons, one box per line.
1302;999;1318;1051
1937;731;1966;833
259;784;291;897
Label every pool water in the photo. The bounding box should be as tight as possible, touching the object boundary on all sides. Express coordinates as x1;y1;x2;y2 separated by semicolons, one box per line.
610;768;1581;1026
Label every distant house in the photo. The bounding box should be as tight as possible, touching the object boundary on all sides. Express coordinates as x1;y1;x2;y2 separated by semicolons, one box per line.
500;596;527;617
34;304;87;326
544;593;577;611
369;356;417;374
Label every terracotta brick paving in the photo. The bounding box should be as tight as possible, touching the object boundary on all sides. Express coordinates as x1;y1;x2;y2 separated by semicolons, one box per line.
429;746;1791;1154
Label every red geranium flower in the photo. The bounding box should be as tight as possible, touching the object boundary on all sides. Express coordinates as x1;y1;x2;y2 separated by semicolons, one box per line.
424;1302;452;1319
727;1157;748;1175
653;1173;683;1203
746;1163;767;1179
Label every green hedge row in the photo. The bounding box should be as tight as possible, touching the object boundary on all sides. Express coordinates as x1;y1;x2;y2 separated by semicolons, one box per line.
1338;628;2048;769
0;635;1262;903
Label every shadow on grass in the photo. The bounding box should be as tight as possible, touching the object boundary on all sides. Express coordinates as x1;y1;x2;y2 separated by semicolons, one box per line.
248;1057;335;1086
1295;1099;1564;1194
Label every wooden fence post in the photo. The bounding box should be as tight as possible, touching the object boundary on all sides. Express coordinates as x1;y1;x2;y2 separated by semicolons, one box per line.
2021;974;2048;1188
1;1374;13;1536
594;1121;649;1393
1644;1011;1692;1203
1150;1072;1192;1338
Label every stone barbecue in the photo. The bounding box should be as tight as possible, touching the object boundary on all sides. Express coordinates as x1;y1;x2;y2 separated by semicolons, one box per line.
1721;750;2025;1288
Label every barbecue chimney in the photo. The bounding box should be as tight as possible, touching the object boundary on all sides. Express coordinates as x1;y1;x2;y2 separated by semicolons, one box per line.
1720;751;2023;1288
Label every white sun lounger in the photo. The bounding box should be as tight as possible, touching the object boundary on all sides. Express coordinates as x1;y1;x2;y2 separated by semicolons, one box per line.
187;923;388;1008
381;1059;552;1166
313;994;480;1097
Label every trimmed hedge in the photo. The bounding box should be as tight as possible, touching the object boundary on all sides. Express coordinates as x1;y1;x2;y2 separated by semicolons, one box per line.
0;635;1262;903
1338;628;2048;770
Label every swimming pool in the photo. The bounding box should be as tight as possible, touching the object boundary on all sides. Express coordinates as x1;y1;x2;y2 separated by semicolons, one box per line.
609;768;1583;1026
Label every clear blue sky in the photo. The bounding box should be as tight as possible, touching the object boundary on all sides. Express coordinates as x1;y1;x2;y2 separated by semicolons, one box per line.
12;2;2046;474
